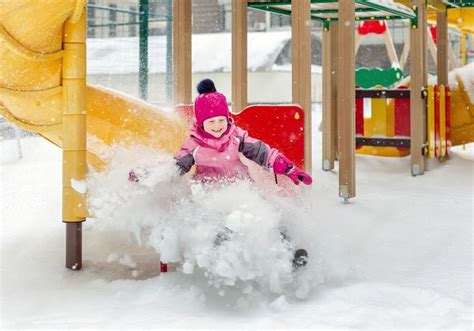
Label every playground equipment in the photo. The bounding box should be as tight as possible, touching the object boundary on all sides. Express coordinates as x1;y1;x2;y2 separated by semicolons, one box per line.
427;6;474;34
354;20;410;157
0;84;188;170
355;85;412;157
353;16;473;159
1;0;474;270
249;0;474;200
447;62;474;146
427;85;451;159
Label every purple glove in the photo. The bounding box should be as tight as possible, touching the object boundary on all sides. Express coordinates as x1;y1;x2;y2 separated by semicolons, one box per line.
128;168;148;182
128;170;139;182
273;155;313;186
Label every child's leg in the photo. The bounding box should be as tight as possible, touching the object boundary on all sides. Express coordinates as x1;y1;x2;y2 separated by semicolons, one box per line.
214;227;233;246
279;225;308;269
293;249;308;269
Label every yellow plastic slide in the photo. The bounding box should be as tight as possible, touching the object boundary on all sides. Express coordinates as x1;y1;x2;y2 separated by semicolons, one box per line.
0;0;188;171
449;63;474;146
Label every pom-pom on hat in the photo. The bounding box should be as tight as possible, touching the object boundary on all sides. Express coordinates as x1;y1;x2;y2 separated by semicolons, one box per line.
196;79;217;94
194;79;230;126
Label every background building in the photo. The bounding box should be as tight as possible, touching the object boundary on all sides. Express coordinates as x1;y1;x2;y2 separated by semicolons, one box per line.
85;1;469;107
86;0;292;39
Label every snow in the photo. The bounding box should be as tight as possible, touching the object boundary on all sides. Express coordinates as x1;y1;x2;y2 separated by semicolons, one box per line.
454;62;474;103
87;31;291;75
71;178;87;194
1;106;472;328
369;0;415;17
272;63;323;74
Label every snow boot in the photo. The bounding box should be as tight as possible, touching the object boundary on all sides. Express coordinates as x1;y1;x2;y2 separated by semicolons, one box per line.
292;248;308;269
214;227;233;246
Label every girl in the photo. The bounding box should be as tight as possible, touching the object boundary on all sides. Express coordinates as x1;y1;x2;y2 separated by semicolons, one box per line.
173;79;313;186
178;79;311;269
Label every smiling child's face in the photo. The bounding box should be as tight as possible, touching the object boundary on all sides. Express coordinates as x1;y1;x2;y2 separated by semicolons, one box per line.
203;116;228;138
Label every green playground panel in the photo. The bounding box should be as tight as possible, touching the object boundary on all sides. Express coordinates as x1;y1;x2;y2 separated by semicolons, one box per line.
248;0;417;27
442;0;474;8
355;67;404;89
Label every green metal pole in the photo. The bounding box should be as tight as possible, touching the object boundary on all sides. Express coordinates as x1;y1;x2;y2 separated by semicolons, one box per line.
139;0;149;100
166;0;172;104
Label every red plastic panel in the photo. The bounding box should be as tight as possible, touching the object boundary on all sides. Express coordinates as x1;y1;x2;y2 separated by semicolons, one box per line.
355;94;364;150
357;20;387;35
430;24;437;45
434;85;440;158
445;86;451;155
394;86;411;152
234;105;305;168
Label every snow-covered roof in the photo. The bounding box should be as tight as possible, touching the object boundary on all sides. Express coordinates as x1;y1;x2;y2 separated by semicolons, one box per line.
87;31;291;75
369;0;415;17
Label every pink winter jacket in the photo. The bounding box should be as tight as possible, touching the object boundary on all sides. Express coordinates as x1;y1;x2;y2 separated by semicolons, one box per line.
174;121;281;181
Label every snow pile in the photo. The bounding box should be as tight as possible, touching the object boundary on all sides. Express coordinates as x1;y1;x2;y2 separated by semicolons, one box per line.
85;144;316;298
454;62;474;103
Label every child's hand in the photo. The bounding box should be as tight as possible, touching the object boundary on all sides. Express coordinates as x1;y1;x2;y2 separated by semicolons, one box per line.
286;166;312;185
128;170;139;182
273;155;313;186
128;168;148;182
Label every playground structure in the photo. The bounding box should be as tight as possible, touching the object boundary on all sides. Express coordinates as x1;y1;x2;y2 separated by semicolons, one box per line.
353;20;410;157
1;0;474;270
352;19;457;159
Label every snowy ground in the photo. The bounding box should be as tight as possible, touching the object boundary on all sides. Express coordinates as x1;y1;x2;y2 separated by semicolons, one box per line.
1;109;472;329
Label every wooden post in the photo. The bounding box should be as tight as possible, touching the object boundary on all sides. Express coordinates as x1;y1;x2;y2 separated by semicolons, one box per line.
383;26;400;66
437;10;448;85
322;21;338;171
291;0;312;174
410;0;427;176
232;0;248;114
400;39;410;71
337;1;355;201
172;0;192;105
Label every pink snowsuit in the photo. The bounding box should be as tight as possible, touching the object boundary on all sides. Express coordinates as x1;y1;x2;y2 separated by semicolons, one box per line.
175;120;281;182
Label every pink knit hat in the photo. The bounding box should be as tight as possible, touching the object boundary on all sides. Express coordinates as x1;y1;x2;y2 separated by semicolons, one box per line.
194;79;230;126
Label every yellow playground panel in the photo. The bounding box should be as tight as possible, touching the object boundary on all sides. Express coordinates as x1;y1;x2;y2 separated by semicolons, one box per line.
428;8;474;34
356;86;411;158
